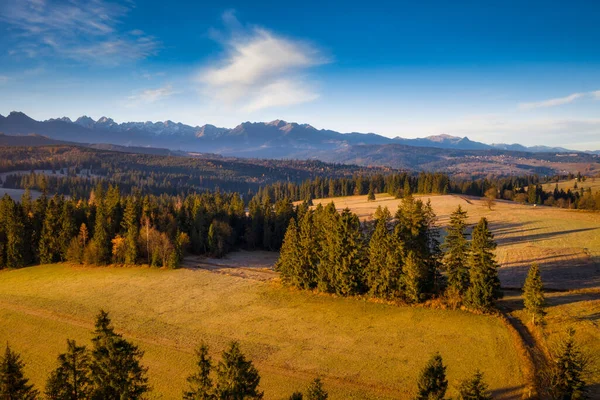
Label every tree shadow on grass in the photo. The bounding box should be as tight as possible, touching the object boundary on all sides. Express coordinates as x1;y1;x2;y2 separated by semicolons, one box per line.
490;385;526;400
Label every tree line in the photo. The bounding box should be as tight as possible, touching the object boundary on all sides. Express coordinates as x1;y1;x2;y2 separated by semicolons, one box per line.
277;198;502;311
1;310;589;400
0;183;299;269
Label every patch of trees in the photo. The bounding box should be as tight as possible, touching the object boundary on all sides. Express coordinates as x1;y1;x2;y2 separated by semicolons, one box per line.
277;198;502;312
0;183;298;269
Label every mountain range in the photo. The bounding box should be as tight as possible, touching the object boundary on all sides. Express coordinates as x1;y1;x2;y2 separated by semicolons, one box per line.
0;111;589;158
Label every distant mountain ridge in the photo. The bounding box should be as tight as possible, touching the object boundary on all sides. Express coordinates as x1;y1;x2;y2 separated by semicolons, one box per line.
0;111;591;157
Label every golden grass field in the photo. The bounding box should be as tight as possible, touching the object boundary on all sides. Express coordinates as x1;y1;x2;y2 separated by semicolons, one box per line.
0;264;525;400
311;193;600;396
2;193;599;398
311;194;600;290
541;178;600;195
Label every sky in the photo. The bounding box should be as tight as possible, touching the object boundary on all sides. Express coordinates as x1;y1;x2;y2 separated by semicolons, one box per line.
0;0;599;150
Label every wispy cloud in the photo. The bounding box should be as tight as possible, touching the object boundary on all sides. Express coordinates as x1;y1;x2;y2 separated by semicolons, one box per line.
0;0;159;65
518;90;598;110
127;85;175;106
197;11;328;112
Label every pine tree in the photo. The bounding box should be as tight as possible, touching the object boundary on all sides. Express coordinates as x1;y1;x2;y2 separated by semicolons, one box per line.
401;251;426;303
184;342;215;400
332;208;365;295
0;195;26;268
275;218;301;286
215;342;263;400
122;197;139;265
415;353;447;400
305;378;327;400
89;310;149;399
547;328;588;400
0;345;39;399
39;197;63;264
45;340;92;400
92;186;111;265
442;205;470;295
523;263;546;325
366;207;401;298
59;201;77;261
457;370;491;400
288;392;303;400
367;187;375;201
297;210;318;290
465;218;501;312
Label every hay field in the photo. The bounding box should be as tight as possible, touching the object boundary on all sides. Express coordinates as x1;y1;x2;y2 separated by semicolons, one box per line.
311;194;600;290
0;264;525;399
541;178;600;194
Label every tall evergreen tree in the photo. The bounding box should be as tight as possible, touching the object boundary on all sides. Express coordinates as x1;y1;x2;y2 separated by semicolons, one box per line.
442;205;470;296
457;370;491;400
415;353;447;400
215;342;263;400
59;201;77;261
184;343;215;400
92;186;111;265
305;378;328;400
465;218;501;312
0;195;26;268
39;196;63;264
523;263;546;325
89;310;149;400
122;197;139;265
366;207;400;298
547;328;588;400
332;208;365;296
401;251;426;303
275;218;301;286
45;340;92;400
0;345;39;399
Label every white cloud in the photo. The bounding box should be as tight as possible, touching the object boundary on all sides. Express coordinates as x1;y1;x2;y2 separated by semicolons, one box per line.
518;90;600;110
127;85;175;106
0;0;159;65
197;12;328;112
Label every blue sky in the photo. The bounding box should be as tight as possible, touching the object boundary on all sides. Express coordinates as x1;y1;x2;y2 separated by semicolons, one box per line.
1;0;599;149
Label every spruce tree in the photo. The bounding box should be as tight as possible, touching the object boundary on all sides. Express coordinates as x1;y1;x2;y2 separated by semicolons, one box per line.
332;208;365;296
442;205;470;295
59;201;77;261
547;328;588;400
275;218;301;286
523;263;546;325
0;195;26;268
305;378;327;400
215;342;263;400
367;187;375;201
89;310;149;399
39;197;63;264
184;342;215;400
288;392;303;400
465;218;501;312
0;345;39;399
401;251;426;303
457;370;491;400
122;197;139;265
415;353;447;400
366;207;399;298
45;340;92;400
297;210;319;290
92;186;111;265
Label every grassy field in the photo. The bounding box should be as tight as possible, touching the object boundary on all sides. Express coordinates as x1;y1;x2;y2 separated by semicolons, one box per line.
312;193;600;396
541;178;600;194
0;264;525;399
502;289;600;398
311;193;600;290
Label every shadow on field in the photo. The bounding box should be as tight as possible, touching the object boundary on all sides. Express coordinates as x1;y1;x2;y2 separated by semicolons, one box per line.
500;289;600;311
499;260;600;291
577;312;600;322
490;385;525;400
495;227;599;246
